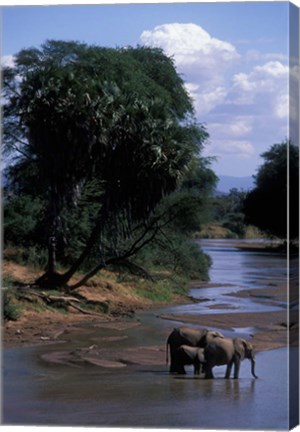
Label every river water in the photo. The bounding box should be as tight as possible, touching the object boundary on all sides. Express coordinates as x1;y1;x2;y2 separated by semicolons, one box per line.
2;239;294;430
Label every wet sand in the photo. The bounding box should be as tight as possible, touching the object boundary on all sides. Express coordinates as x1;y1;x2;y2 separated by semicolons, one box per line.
3;240;298;364
9;279;296;370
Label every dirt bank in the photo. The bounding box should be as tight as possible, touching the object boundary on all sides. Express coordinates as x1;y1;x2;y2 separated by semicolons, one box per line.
2;259;188;348
3;251;298;368
160;310;298;352
3;276;297;365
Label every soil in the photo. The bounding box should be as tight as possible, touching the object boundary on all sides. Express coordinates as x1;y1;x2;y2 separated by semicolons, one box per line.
2;248;299;366
2;260;185;348
3;283;298;355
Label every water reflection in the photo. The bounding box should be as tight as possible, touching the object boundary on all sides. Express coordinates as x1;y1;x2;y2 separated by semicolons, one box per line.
3;346;288;429
3;239;289;429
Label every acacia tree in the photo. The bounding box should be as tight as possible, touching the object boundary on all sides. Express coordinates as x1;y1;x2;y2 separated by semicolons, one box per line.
243;141;299;240
3;40;211;289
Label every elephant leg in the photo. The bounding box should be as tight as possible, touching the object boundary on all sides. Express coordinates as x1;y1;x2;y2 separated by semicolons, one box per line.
170;360;182;374
169;358;176;373
194;363;200;375
169;348;179;373
204;366;214;379
170;363;186;374
233;359;241;379
178;365;186;375
225;360;234;379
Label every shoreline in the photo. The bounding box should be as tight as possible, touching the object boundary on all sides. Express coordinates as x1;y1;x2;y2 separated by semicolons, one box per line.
3;278;297;354
3;239;297;357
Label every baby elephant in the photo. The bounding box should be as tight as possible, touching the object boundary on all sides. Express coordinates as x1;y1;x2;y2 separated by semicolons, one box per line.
174;345;206;375
166;326;224;374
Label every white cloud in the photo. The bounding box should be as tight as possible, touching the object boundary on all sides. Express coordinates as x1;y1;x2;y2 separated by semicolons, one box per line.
140;23;239;115
140;23;289;174
205;117;255;162
1;55;15;68
140;23;239;77
210;117;253;138
233;62;288;94
275;93;289;119
186;83;227;116
245;49;287;63
255;61;288;78
231;60;289;118
207;139;255;159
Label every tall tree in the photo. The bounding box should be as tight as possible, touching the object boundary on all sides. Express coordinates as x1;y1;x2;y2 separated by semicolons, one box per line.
243;141;299;240
3;40;211;288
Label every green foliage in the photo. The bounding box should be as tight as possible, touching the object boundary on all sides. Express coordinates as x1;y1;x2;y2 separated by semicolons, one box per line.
136;232;211;280
125;46;193;119
4;195;44;246
244;141;299;239
3;40;215;288
2;280;23;321
133;275;189;303
212;188;248;238
222;212;245;237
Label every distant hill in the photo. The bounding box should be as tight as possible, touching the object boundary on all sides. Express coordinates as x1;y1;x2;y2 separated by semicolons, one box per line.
217;175;254;194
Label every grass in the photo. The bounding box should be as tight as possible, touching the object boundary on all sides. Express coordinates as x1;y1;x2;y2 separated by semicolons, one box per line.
196;223;266;240
131;272;189;303
2;257;191;322
2;276;23;321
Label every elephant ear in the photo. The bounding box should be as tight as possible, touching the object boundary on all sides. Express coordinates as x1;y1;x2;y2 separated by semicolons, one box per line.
181;346;197;360
233;338;247;359
244;341;254;358
212;331;224;339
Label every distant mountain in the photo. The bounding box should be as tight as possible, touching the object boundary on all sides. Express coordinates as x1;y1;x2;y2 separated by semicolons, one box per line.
217;175;254;194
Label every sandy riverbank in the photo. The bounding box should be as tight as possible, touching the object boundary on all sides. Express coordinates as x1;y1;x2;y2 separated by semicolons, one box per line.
3;277;298;373
3;240;298;366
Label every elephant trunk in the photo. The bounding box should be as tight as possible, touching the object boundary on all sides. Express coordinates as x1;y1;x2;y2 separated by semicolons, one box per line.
250;356;258;379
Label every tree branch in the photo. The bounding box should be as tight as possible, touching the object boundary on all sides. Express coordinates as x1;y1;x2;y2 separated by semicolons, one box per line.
68;222;160;290
6;131;29;148
115;259;154;281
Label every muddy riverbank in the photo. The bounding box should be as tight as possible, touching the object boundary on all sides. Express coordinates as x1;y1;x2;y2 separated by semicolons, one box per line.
3;239;298;429
3;239;297;357
3;254;297;366
3;273;295;354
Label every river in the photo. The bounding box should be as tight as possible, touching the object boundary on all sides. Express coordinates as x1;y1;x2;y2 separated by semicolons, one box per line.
2;239;293;429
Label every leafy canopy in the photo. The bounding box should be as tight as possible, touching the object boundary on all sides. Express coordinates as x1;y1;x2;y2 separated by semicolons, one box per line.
3;40;213;287
243;141;299;239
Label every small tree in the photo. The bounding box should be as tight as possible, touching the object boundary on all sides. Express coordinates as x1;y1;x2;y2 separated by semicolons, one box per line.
243;141;299;240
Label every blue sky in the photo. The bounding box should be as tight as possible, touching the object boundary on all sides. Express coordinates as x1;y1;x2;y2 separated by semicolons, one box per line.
2;2;295;177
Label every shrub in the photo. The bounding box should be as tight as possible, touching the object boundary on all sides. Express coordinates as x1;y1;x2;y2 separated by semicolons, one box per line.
2;285;22;321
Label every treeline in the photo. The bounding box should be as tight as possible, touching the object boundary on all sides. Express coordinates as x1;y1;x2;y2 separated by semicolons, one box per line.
203;141;299;241
3;40;298;298
3;41;216;291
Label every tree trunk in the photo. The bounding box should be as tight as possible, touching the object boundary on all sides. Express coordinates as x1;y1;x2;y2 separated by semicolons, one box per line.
47;235;57;275
35;188;66;288
61;217;103;284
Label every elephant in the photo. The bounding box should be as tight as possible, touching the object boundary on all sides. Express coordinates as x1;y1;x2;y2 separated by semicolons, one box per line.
166;326;224;374
203;337;258;379
174;345;206;375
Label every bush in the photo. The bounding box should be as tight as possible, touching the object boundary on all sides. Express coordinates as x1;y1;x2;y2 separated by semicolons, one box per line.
136;232;211;281
4;244;48;270
4;195;45;246
2;284;22;321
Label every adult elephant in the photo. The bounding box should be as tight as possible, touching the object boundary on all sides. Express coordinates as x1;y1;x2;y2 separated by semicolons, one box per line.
203;337;258;379
174;345;206;375
166;326;224;373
